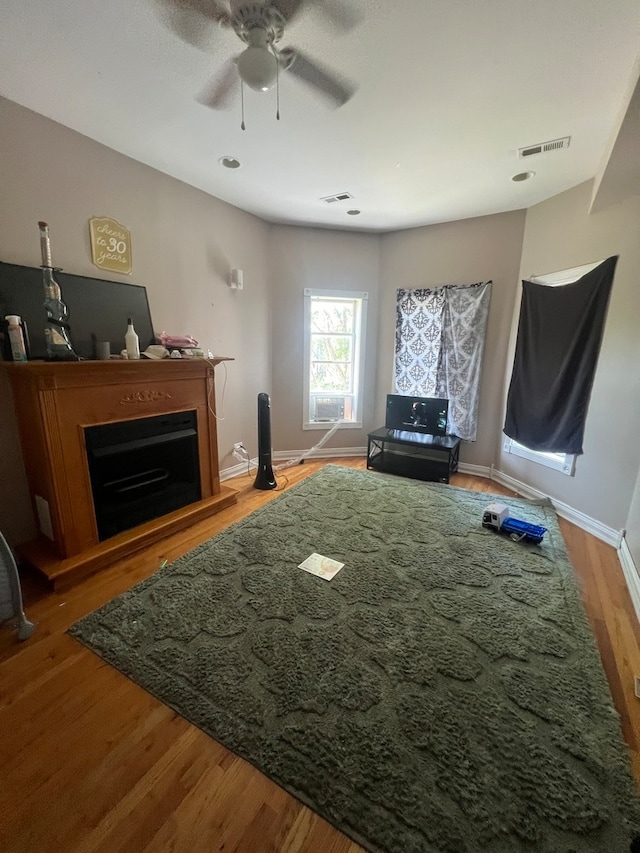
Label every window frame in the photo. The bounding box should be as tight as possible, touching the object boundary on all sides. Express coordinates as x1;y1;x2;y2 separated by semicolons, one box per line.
503;437;576;475
303;288;368;430
503;259;604;476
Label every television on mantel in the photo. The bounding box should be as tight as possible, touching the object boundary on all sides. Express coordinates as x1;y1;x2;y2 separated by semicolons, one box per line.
385;394;449;437
0;261;155;360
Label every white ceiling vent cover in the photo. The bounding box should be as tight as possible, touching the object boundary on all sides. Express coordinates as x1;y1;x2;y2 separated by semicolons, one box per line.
518;137;571;158
321;191;354;204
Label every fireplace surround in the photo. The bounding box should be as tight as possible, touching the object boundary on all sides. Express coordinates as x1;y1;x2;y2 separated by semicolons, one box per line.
2;358;236;588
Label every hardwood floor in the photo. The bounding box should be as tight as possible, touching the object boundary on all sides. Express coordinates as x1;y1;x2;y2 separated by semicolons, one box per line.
1;459;639;852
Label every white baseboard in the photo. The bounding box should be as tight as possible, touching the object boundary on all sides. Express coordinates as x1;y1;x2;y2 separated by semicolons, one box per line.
490;466;551;502
220;457;259;481
618;538;640;625
490;467;624;548
273;447;367;462
220;461;248;481
222;449;365;481
458;462;492;478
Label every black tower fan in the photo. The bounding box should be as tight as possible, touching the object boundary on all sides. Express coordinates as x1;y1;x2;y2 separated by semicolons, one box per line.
253;392;277;490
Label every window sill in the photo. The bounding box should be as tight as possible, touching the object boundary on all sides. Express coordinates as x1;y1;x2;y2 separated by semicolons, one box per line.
503;438;575;476
303;421;362;431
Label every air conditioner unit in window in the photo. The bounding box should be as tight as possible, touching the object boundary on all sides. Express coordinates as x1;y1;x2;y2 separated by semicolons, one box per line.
313;397;345;421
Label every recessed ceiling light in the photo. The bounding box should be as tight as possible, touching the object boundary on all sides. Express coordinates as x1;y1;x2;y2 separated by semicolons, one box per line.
511;171;535;182
346;209;361;215
219;156;241;169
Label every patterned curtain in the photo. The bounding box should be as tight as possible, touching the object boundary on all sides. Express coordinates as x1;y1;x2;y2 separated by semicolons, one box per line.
395;281;492;441
435;282;492;441
394;288;445;395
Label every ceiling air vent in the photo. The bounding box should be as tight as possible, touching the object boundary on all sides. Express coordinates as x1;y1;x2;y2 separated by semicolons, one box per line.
321;191;354;204
518;137;571;158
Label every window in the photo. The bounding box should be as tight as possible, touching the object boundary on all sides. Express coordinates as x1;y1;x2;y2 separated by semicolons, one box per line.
303;289;367;429
503;437;576;475
503;259;607;475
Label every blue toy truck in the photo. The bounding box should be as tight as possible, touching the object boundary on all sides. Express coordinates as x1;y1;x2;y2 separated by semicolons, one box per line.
482;502;546;544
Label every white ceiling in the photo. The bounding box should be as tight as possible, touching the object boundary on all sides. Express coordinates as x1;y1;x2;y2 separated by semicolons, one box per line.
1;0;639;232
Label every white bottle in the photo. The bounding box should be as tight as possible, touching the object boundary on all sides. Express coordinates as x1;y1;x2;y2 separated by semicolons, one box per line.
5;315;28;361
125;317;140;360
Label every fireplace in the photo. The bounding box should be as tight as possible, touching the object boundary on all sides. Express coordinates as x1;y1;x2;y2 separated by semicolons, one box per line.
1;358;237;588
85;410;201;541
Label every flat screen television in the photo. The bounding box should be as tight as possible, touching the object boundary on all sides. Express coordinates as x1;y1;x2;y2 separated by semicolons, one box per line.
385;394;449;436
0;261;155;360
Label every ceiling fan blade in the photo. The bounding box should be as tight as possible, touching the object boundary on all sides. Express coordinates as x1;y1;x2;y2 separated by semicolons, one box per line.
272;0;361;31
167;0;231;22
283;49;356;107
157;0;232;49
315;0;363;31
270;0;306;22
196;59;238;108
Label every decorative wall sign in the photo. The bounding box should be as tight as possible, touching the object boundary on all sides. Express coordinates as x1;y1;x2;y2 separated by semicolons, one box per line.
89;216;132;275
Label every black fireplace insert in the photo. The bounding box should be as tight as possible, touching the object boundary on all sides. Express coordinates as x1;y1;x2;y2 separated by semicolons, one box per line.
84;410;201;541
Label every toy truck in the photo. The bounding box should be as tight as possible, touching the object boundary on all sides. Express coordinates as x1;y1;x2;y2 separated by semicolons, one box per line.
482;502;547;544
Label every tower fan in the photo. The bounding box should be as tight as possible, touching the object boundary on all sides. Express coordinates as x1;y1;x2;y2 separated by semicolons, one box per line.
253;392;277;490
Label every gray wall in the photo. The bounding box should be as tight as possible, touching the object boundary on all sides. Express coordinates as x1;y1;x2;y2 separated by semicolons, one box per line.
378;212;527;467
2;98;639;568
0;96;271;545
268;225;381;452
627;469;640;565
496;181;640;541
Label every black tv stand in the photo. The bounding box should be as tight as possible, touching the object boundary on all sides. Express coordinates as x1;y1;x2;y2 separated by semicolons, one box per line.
366;427;460;484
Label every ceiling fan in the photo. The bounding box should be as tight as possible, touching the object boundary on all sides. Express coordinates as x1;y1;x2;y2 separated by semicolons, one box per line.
158;0;359;118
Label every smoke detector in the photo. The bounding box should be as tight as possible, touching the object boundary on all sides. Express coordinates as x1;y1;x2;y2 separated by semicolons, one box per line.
518;137;571;158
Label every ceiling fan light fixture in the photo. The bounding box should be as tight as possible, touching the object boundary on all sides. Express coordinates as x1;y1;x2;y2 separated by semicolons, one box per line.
237;45;278;92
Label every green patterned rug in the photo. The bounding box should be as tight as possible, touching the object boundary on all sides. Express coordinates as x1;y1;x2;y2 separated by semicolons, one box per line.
70;465;640;852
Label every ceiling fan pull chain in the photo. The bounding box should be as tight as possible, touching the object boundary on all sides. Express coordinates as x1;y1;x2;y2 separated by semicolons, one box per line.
241;79;246;131
276;57;280;121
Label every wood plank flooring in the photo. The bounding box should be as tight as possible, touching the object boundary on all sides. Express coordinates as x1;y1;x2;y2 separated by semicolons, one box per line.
1;459;639;852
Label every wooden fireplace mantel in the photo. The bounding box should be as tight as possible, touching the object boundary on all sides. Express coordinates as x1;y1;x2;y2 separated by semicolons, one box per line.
2;358;237;589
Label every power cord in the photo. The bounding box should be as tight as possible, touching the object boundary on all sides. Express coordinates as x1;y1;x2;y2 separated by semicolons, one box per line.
232;443;251;475
206;358;227;421
232;443;289;490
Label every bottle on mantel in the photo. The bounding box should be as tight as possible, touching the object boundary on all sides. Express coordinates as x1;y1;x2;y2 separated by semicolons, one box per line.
38;221;79;361
124;317;140;359
4;315;28;361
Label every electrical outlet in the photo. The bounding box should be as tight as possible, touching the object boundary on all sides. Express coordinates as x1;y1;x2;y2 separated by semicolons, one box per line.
233;442;245;452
